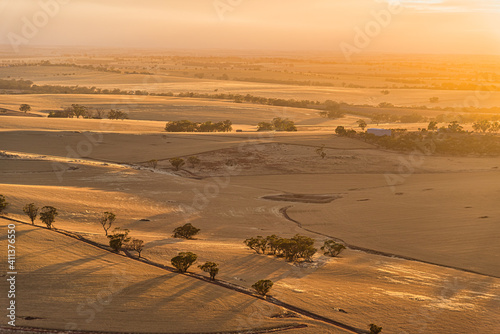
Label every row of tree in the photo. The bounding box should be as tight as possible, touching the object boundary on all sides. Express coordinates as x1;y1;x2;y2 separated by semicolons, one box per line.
244;234;346;262
47;104;129;120
165;120;232;132
257;117;297;132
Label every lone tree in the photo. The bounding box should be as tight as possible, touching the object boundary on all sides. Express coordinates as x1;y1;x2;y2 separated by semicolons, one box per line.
169;157;185;171
40;206;58;229
23;203;39;224
107;227;131;252
187;156;200;169
357;119;367;131
252;280;273;296
321;240;346;257
427;121;438;131
19;104;31;113
173;223;200;239
0;195;9;215
369;324;383;334
128;238;145;258
198;262;219;280
99;211;116;236
171;252;197;273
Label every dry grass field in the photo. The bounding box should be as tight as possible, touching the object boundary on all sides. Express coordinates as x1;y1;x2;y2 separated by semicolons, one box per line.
1;52;500;334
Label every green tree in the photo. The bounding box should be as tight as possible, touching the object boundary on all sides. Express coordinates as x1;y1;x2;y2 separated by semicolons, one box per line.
40;206;58;229
198;262;219;280
187;156;201;168
244;236;267;254
321;240;346;257
128;238;145;258
23;203;39;224
252;280;273;296
369;324;383;334
0;195;9;215
171;252;197;273
173;223;200;239
70;104;88;118
257;121;273;131
169;157;185;171
99;211;116;236
357;119;367;131
19;104;31;113
107;227;131;252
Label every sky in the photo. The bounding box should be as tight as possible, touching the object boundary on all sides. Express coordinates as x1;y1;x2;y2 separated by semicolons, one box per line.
0;0;499;55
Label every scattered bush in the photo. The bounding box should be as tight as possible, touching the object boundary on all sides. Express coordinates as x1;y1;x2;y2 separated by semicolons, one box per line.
23;203;38;224
173;223;200;239
171;252;197;273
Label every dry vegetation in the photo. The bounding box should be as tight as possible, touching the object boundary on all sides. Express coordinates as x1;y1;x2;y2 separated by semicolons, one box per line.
1;49;499;334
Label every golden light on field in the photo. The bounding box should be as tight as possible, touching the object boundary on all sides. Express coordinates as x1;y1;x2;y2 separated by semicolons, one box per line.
0;0;499;54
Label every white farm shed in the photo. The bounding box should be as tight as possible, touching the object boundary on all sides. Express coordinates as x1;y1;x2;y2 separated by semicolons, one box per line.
367;128;392;136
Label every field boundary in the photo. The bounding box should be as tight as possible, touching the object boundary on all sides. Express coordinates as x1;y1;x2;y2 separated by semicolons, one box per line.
0;216;369;334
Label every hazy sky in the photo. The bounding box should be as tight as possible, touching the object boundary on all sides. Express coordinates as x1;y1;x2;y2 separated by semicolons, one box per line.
1;0;499;55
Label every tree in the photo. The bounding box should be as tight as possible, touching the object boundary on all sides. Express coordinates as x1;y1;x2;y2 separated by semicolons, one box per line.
335;126;347;136
19;104;31;113
244;236;267;254
369;324;383;334
252;280;273;296
169;157;185;171
427;121;438;131
198;262;219;280
99;211;116;236
447;121;464;133
108;109;129;120
0;195;9;215
429;97;439;103
70;104;88;118
128;238;144;258
107;227;131;252
272;117;297;132
173;223;200;239
473;120;491;133
357;119;367;131
187;156;200;168
23;203;39;224
171;252;197;273
40;206;58;229
489;121;500;133
257;121;273;131
321;240;346;257
147;159;158;169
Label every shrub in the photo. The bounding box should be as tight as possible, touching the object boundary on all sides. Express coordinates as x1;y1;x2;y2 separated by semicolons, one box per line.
128;239;144;258
100;212;116;236
369;324;383;334
173;223;200;239
19;104;31;113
